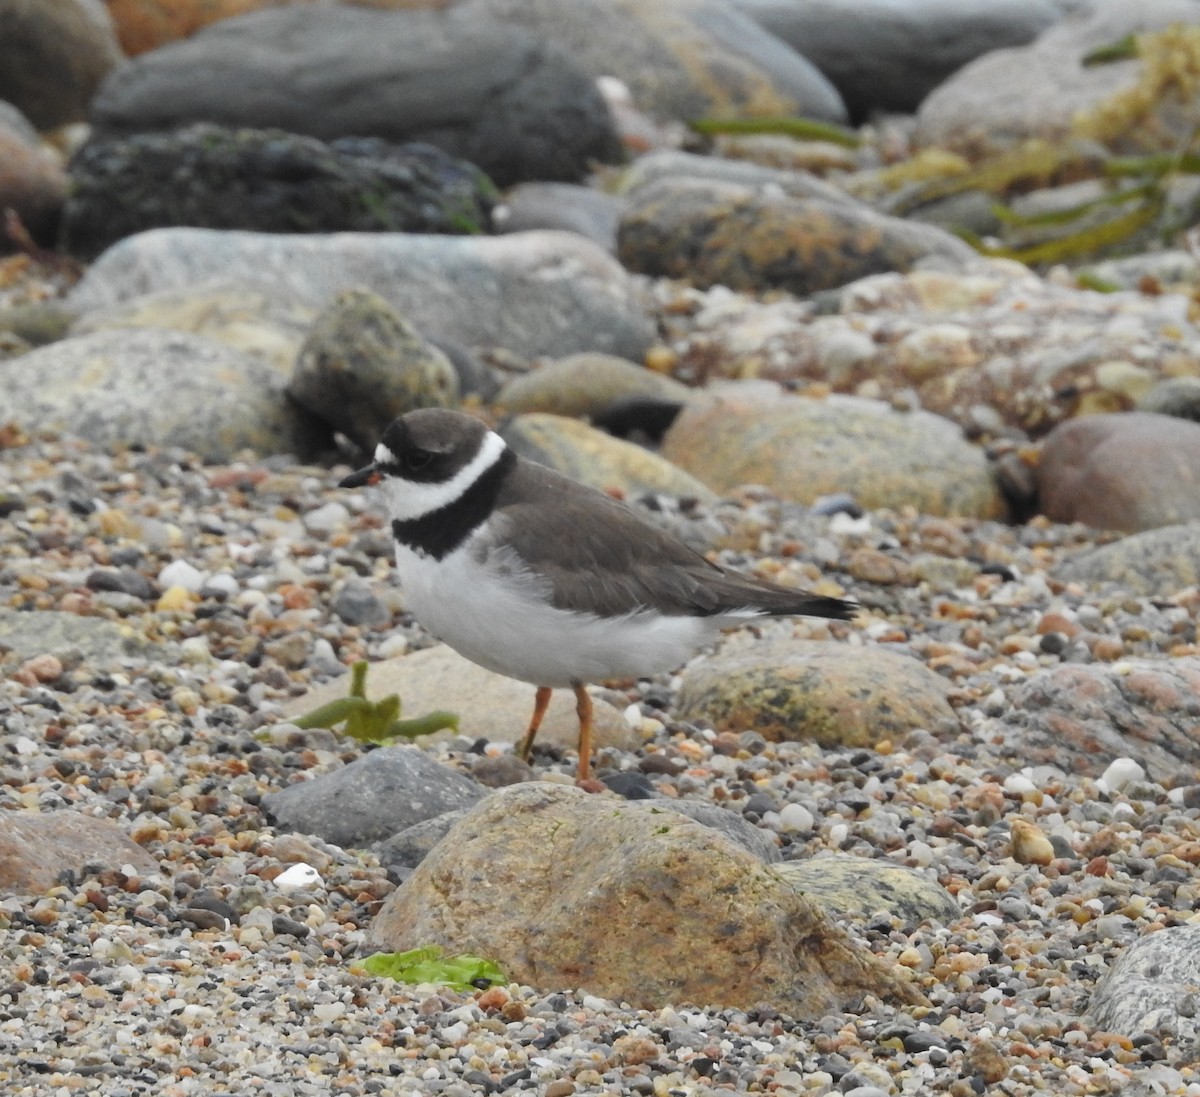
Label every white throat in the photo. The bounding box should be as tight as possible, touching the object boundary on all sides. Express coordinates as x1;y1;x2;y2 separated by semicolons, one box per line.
375;429;507;521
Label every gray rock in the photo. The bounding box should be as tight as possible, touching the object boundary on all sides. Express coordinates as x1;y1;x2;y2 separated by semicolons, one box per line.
289;289;459;450
261;746;486;848
89;6;620;187
374;810;469;879
1088;925;1200;1040
774;857;960;928
1055;522;1200;596
618;176;973;296
737;0;1061;120
456;0;847;124
1138;377;1200;423
916;0;1200;158
67;228;655;362
655;799;781;863
331;578;391;629
3;328;323;462
0;608;150;666
63;124;497;260
496;183;623;252
0;0;122;130
366;783;924;1015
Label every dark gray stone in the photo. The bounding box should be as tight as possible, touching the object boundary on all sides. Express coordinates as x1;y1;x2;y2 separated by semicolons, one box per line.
331;578;391;629
261;747;486;848
89;6;621;187
62;124;497;260
736;0;1061;121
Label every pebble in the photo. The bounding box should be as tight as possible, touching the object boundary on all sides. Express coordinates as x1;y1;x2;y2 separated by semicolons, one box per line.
1;382;1198;1097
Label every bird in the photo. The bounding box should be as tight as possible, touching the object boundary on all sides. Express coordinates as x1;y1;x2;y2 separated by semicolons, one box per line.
339;408;856;782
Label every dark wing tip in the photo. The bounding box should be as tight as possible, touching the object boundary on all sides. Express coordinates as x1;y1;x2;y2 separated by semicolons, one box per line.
796;594;859;621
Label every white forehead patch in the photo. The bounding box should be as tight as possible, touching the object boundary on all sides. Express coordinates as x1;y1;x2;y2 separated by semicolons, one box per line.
376;429;507;522
375;443;398;467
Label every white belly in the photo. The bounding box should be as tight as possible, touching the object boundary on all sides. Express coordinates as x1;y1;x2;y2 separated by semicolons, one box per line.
392;541;726;688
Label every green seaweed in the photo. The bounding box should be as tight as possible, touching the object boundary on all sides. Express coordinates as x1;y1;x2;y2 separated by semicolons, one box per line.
688;115;861;148
292;660;457;744
1082;34;1139;67
361;947;507;991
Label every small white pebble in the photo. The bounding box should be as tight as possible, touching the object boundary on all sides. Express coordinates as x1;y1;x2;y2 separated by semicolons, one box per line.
158;559;206;592
377;633;409;659
302;501;351;535
312;1002;346;1022
1003;773;1037;796
274;864;323;892
778;803;814;833
1098;757;1145;794
202;571;240;598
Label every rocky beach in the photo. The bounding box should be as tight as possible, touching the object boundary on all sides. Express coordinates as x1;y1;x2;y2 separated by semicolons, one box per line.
3;1;1200;1095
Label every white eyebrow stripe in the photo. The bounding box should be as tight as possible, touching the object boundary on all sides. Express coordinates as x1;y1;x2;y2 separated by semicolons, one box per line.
375;443;398;466
377;429;507;521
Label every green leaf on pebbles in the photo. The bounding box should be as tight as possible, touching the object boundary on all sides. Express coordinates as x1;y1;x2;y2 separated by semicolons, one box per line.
361;947;507;991
291;660;457;744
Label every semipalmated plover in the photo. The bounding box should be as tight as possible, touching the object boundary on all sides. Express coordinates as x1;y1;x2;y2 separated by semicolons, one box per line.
340;409;855;780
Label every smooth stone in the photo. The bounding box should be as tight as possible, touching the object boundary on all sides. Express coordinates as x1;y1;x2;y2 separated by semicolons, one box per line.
261;746;486;848
1054;522;1200;597
289;288;459;451
495;354;692;420
677;639;962;747
281;644;637;755
1088;925;1200;1041
0;102;66;243
1137;376;1200;422
661;391;1005;519
71;280;317;376
619;177;973;296
330;578;391;629
4;328;323;462
67;228;655;362
366;783;925;1016
501;413;718;502
375;795;782;879
915;0;1200;158
0;0;122;130
62;124;496;260
737;0;1061;121
1006;657;1200;777
0;608;150;665
774;856;960;928
495;183;623;252
0;811;159;896
457;0;847;124
1036;413;1200;532
89;5;620;187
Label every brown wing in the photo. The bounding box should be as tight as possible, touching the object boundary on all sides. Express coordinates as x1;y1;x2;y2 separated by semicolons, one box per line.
483;459;855;621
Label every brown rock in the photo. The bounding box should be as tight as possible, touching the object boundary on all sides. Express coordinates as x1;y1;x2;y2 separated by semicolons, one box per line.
661;390;1005;519
501;413;716;501
0;811;159;895
282;644;638;755
366;783;925;1015
1036;413;1200;532
0;106;66;243
677;638;961;746
618;177;972;296
0;0;123;130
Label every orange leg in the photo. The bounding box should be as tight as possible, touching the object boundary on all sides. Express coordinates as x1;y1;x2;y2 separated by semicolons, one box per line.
517;685;553;762
573;681;593;782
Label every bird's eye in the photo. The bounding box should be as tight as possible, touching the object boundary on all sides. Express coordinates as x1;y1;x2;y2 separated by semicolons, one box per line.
405;449;433;472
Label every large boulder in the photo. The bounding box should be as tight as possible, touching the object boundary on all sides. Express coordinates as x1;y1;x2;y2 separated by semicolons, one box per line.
366;783;925;1015
88;5;621;186
67;228;655;361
